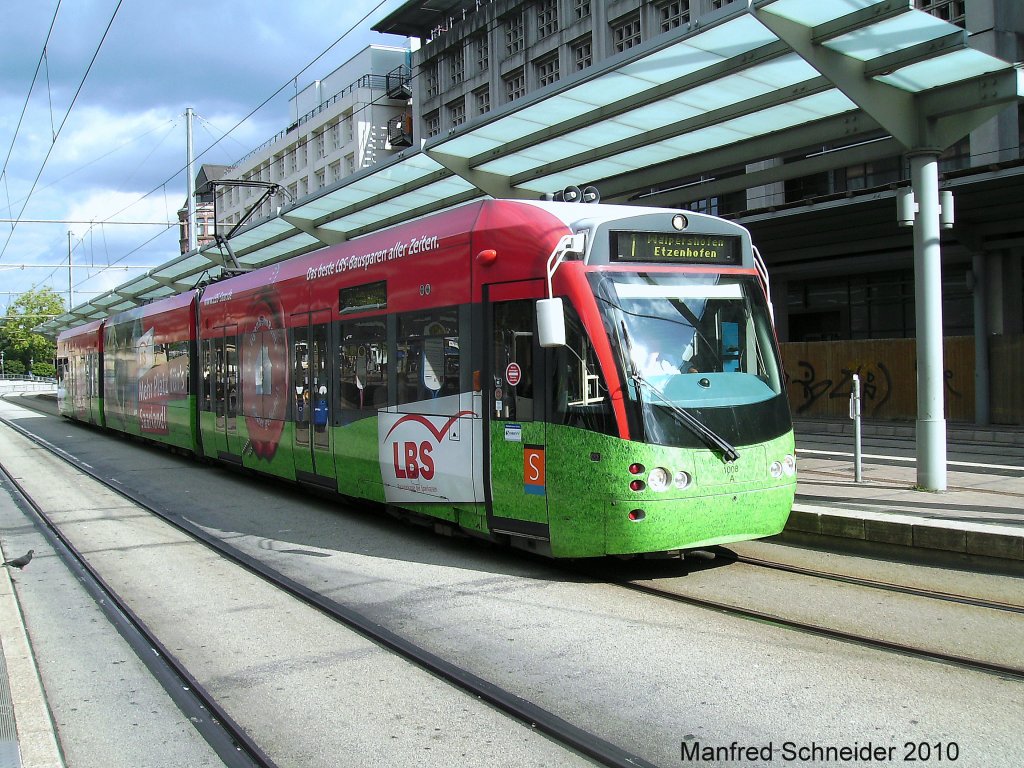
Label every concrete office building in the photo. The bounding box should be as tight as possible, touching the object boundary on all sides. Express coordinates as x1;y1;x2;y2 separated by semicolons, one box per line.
215;45;411;230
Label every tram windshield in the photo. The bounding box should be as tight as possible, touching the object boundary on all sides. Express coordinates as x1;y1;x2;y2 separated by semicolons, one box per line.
592;272;790;449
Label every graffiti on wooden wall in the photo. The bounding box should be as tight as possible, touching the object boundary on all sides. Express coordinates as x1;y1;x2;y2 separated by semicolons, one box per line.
779;337;974;422
788;359;893;416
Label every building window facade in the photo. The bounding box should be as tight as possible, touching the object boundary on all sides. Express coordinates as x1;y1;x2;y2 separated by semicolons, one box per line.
475;34;489;72
537;0;558;39
914;0;966;27
786;267;972;341
504;67;526;103
657;1;690;32
574;0;591;21
449;45;465;86
535;53;559;88
505;12;525;56
572;36;592;71
474;86;491;116
612;13;642;53
425;110;441;137
448;97;466;128
425;62;439;98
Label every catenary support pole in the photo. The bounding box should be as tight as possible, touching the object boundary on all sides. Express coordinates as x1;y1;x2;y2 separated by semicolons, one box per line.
186;107;197;254
910;151;947;491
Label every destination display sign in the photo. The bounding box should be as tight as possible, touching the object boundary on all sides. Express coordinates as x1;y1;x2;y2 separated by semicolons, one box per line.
611;231;742;265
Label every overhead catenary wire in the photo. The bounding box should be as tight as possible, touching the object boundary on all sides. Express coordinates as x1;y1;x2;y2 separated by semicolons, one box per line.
0;0;63;199
0;0;125;261
11;0;400;304
99;0;394;229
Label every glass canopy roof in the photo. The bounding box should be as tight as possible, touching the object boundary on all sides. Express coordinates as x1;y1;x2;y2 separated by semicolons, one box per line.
39;0;1023;336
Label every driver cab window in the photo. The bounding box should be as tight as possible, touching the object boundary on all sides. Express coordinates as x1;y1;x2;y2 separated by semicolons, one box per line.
551;306;614;435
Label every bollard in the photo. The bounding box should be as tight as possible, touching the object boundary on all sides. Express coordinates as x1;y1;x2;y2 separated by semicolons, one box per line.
849;373;863;482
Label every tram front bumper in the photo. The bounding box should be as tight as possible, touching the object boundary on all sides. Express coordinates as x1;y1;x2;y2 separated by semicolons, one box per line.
601;483;796;556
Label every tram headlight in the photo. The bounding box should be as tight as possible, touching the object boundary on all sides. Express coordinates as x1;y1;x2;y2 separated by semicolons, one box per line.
647;467;671;492
672;470;691;490
783;454;796;476
770;455;797;479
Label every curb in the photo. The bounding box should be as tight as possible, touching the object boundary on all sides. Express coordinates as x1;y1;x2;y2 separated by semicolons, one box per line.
779;504;1024;576
0;549;64;768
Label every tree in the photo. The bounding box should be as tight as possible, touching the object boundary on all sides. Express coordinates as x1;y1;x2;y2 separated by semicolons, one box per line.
0;288;66;376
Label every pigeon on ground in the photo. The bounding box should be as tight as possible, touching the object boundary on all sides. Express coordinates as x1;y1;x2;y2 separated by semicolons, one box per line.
2;550;34;569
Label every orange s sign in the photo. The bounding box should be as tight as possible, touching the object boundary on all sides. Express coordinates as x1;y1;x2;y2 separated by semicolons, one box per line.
524;445;545;496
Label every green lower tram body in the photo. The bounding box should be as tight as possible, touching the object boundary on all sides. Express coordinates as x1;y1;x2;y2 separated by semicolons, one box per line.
87;392;794;558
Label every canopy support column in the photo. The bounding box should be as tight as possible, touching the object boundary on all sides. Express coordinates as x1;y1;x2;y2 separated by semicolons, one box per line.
910;150;946;491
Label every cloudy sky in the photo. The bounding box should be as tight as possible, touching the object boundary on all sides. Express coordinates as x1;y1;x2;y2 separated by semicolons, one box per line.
1;0;407;315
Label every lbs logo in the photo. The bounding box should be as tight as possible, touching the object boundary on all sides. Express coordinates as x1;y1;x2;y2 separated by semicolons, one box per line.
392;440;435;479
380;410;475;503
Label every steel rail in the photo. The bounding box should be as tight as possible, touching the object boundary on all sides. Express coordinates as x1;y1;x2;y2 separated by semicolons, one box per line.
594;573;1024;683
714;550;1024;614
0;413;656;768
0;458;277;768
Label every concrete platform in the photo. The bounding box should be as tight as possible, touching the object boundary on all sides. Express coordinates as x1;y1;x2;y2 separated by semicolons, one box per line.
789;418;1024;573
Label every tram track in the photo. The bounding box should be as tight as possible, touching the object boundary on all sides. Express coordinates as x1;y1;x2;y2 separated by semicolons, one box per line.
0;457;276;768
0;411;655;768
579;554;1024;684
714;549;1024;614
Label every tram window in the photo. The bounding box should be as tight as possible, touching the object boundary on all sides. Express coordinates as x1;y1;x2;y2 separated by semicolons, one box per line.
225;339;239;419
165;340;189;396
492;300;535;421
396;307;460;404
339;317;388;414
293;332;310;428
552;306;614;435
202;341;213;411
340;280;387;314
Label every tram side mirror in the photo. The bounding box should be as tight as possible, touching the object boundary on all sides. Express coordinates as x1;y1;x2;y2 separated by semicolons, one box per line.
537;298;566;348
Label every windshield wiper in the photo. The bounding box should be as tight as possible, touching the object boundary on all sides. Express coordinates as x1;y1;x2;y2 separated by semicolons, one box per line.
630;372;740;463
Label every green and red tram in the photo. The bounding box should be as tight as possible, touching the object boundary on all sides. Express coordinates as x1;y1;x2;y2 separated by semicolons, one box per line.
57;199;795;557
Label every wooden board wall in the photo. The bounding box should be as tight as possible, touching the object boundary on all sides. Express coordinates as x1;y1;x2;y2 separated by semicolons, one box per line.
779;337;982;423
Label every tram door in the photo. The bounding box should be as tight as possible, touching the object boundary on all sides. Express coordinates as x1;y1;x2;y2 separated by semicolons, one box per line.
291;310;336;486
211;326;241;460
484;282;549;539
